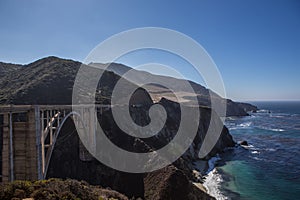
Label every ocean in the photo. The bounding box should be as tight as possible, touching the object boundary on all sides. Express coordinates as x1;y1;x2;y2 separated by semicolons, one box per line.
204;101;300;200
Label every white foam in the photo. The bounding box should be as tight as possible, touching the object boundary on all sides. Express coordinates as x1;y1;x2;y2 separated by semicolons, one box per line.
202;156;229;199
270;128;285;132
257;109;269;113
203;168;228;200
240;144;254;150
251;150;260;154
237;122;252;128
259;126;285;132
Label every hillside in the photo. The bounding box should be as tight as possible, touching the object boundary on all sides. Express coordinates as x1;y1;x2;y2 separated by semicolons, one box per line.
0;56;257;116
90;62;258;116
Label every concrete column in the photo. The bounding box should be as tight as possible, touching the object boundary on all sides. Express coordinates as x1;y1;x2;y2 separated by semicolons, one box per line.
2;114;10;182
26;108;39;180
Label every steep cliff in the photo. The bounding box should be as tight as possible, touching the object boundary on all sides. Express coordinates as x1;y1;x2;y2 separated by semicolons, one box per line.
45;95;234;199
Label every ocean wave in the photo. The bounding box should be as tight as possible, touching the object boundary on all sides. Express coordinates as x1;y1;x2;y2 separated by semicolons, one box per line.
252;156;263;161
239;144;262;153
203;169;228;200
270;113;291;118
270;115;285;118
237;122;252;128
259;126;285;132
265;148;276;152
240;144;254;149
271;128;285;132
194;156;228;200
257;109;270;113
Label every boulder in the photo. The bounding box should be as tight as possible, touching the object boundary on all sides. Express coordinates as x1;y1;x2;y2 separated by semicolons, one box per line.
239;140;249;146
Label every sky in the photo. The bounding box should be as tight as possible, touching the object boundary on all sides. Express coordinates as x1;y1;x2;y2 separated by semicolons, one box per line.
0;0;299;101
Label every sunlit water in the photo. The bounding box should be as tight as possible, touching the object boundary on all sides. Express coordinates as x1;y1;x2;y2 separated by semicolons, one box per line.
207;101;300;200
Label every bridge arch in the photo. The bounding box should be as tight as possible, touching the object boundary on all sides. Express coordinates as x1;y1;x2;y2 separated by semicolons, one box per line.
42;111;90;179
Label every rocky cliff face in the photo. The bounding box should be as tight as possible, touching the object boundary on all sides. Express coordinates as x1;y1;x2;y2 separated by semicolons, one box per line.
144;165;214;200
46;95;234;199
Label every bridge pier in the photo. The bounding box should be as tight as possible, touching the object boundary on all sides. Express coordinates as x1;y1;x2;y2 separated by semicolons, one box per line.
1;108;40;182
2;113;10;182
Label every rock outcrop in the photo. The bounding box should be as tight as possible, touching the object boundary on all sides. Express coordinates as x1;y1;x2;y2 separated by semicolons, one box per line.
236;102;258;113
144;165;214;200
239;140;249;146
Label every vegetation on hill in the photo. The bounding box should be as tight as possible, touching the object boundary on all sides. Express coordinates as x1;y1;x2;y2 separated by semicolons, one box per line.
0;178;129;200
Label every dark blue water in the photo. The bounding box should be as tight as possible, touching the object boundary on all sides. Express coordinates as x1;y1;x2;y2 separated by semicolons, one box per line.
217;101;300;200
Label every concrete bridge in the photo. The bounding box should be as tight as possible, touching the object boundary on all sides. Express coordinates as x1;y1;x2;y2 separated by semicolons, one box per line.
0;105;110;182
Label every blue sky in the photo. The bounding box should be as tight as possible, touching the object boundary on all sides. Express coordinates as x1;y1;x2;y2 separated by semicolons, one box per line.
0;0;299;101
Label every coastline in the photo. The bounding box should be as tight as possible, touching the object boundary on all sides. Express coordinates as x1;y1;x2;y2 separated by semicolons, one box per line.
192;155;231;200
201;151;242;200
202;155;229;200
203;168;228;200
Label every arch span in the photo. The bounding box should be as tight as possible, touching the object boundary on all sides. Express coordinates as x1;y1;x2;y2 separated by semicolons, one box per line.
42;111;89;179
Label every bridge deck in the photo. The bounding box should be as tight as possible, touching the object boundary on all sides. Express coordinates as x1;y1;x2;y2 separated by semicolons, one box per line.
0;105;111;114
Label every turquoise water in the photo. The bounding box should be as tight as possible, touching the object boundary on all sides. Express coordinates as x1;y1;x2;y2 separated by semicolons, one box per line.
217;101;300;200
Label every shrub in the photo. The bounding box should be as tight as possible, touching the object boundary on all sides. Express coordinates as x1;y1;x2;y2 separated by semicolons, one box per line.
30;188;59;200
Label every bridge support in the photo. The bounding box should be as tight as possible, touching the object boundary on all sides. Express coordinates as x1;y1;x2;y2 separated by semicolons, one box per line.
1;105;102;182
1;108;40;182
